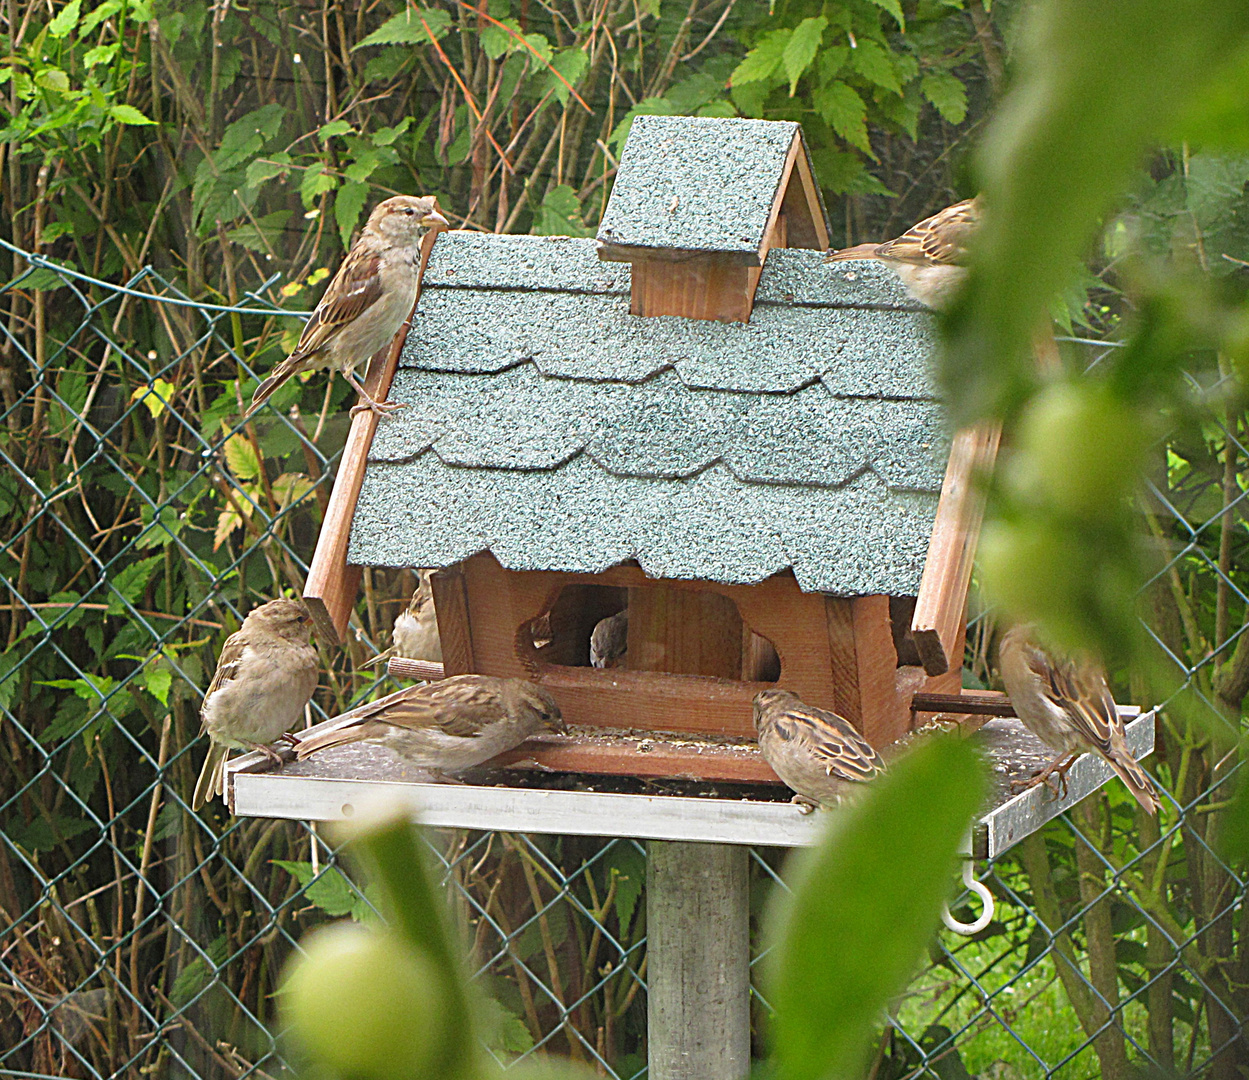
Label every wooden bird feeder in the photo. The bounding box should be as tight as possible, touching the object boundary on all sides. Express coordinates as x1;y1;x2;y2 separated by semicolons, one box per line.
238;115;1155;1080
299;115;998;788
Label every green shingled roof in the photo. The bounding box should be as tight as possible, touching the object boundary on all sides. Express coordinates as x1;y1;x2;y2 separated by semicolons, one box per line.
597;115;808;259
346;232;948;597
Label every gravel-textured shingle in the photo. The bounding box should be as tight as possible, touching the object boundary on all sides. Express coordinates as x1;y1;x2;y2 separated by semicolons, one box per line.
351;119;946;595
596;116;801;259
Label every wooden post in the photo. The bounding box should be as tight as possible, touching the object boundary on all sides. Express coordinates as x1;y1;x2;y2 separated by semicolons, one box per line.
647;840;751;1080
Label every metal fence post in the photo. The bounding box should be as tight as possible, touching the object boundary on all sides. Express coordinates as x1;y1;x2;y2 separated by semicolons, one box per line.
647;840;751;1080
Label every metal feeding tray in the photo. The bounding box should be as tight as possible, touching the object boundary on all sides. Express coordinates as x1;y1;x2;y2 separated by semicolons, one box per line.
228;703;1154;858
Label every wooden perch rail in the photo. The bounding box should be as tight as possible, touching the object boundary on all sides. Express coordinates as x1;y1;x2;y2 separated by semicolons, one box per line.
303;226;442;646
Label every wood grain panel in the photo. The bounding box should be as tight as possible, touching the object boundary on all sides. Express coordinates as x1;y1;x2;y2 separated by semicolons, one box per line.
911;421;1001;675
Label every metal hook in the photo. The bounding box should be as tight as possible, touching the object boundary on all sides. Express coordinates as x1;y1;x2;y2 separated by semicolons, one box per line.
941;831;994;936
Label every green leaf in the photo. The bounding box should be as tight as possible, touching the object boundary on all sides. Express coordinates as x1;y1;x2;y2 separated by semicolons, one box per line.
766;737;986;1080
275;860;361;917
864;0;905;29
318;119;354;140
370;117;412;146
171;935;229;1008
244;153;292;188
300;165;337;209
82;43;119;68
223;433;261;481
480;17;524;59
542;46;590;105
79;0;121;37
108;103;155;125
35;68;71;94
335;179;370;248
0;650;21;714
922;71;968;124
730;29;790;86
608;843;646;933
226;209;292;252
534;184;591;237
522;32;552;65
813;81;871;154
213;103;285;171
48;0;82;39
850;39;902;95
481;998;535;1055
354;8;450;48
782;17;827;95
106;554;163;616
135;504;183;549
143;663;172;708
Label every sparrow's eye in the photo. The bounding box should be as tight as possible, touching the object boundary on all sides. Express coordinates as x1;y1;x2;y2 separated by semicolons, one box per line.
404;207;416;216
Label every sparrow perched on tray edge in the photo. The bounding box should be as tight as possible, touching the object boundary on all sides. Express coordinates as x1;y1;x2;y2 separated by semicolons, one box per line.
753;688;885;812
999;623;1160;815
295;674;565;776
193;598;319;811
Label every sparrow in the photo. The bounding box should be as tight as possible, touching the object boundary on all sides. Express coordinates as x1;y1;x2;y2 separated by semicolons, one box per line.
192;598;319;811
590;609;628;669
752;688;885;813
294;674;565;775
824;196;979;310
999;623;1160;814
368;571;442;667
244;195;449;419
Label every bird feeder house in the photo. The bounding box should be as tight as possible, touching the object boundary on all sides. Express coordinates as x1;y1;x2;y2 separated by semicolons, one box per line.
297;115;999;787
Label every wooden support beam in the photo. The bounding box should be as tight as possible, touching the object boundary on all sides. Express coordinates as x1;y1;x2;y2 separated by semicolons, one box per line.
303;225;443;645
429;565;475;676
910;420;1001;676
647;841;751;1080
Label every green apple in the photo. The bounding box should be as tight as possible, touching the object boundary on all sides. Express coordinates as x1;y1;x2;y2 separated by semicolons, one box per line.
1008;382;1146;518
281;922;445;1079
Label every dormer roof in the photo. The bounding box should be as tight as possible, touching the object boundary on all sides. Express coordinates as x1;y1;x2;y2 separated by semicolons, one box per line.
596;115;829;264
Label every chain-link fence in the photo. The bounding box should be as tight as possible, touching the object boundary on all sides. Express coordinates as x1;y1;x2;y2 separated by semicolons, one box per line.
1;245;1244;1079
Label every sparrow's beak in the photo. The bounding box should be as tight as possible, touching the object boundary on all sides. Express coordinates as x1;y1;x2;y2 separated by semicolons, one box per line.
422;210;451;232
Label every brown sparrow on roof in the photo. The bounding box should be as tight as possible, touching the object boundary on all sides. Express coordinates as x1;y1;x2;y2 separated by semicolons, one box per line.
244;195;449;419
192;598;318;810
825;197;979;310
999;623;1160;814
753;688;884;812
294;675;565;775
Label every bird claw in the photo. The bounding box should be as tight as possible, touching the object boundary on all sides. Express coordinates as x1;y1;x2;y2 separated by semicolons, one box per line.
1011;756;1076;801
349;398;408;417
791;794;820;814
247;741;287;766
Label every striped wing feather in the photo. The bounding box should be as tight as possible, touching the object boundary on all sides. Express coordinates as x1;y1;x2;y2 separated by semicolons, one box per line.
773;705;882;782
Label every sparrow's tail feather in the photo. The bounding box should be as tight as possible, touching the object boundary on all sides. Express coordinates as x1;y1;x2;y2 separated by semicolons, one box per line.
243;356;305;419
824;243;882;263
192;743;228;811
1104;749;1161;815
294;722;369;759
